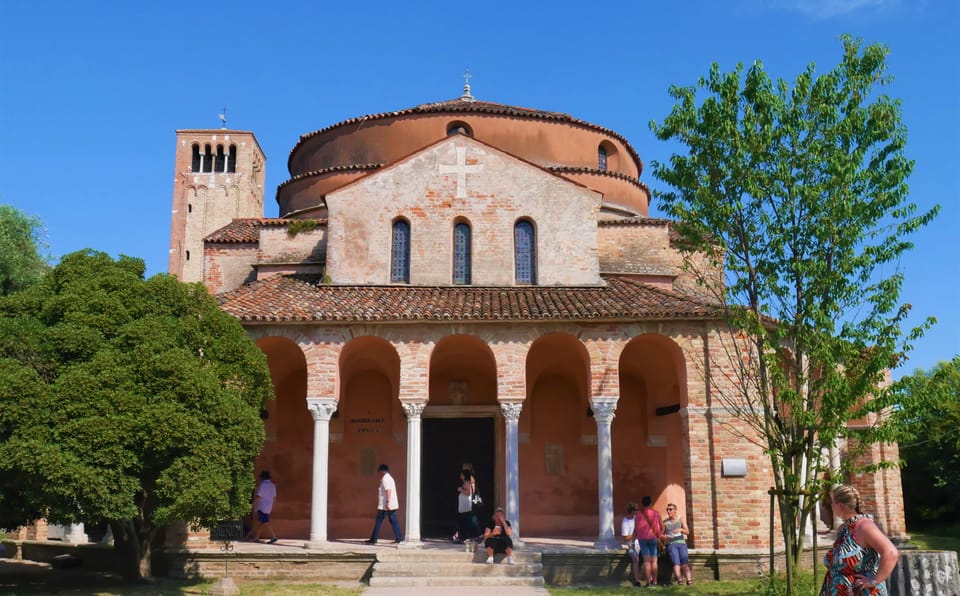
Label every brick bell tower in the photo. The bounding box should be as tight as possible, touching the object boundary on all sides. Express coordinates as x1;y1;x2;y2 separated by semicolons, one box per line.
168;126;265;283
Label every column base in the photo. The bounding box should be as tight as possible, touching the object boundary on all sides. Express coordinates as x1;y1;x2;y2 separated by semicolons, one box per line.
592;537;621;551
303;540;330;550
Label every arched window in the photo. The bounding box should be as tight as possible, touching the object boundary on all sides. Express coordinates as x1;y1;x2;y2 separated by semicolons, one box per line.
453;221;472;284
214;145;226;172
446;121;473;136
191;144;201;172
202;144;214;173
598;145;608;172
391;219;411;283
514;219;537;284
227;145;237;173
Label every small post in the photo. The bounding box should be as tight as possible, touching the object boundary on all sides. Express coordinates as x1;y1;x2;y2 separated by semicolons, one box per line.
769;488;775;577
209;520;242;595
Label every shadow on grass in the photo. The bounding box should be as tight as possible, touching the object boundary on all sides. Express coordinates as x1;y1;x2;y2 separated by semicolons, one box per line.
0;560;209;595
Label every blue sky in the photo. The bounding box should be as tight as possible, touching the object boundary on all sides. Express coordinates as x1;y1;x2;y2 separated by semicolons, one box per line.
1;0;956;378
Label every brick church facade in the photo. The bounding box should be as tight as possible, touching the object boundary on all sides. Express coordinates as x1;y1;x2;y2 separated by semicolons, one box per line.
166;86;906;551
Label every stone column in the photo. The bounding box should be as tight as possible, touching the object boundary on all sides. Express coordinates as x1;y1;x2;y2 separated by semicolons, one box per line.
306;397;338;546
401;401;426;545
592;397;619;550
65;523;86;543
500;401;523;542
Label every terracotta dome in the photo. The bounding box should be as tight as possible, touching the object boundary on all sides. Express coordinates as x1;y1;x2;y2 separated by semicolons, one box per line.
276;98;650;218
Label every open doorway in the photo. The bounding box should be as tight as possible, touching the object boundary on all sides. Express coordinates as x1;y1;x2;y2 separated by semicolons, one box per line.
420;417;495;538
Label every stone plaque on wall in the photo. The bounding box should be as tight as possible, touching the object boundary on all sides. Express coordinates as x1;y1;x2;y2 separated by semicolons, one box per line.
545;444;564;476
360;448;377;475
449;380;468;405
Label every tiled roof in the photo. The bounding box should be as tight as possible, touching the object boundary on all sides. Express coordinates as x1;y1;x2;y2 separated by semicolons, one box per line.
217;274;722;323
289;98;643;176
205;218;328;243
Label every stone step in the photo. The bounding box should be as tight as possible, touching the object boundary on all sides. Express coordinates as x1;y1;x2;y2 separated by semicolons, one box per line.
372;560;544;577
369;549;544;588
368;575;546;588
376;550;541;563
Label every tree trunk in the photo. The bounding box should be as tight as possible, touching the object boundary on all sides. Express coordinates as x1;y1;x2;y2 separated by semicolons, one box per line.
888;550;960;596
110;520;142;580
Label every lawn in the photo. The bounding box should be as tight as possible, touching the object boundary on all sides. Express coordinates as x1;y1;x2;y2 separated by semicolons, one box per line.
1;526;955;595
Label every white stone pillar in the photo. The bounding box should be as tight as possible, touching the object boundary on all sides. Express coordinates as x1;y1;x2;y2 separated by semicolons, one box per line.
401;401;426;545
65;523;86;543
592;397;619;550
500;401;523;542
306;397;338;546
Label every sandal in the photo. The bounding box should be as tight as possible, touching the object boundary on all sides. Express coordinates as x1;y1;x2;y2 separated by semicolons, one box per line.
687;579;694;585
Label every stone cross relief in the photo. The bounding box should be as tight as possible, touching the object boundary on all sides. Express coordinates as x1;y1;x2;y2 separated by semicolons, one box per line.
438;145;483;198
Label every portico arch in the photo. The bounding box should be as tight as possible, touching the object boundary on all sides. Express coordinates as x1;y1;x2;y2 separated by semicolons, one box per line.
421;334;499;537
614;334;688;523
521;333;593;536
253;336;308;539
329;336;403;539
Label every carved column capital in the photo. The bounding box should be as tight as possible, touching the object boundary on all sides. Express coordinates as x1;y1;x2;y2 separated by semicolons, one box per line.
500;401;524;422
307;397;339;422
590;398;618;424
401;401;426;420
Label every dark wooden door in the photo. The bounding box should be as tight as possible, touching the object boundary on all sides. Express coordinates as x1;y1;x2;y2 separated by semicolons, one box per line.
420;417;495;538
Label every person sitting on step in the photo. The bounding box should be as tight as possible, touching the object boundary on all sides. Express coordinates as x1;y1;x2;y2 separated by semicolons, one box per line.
482;507;514;565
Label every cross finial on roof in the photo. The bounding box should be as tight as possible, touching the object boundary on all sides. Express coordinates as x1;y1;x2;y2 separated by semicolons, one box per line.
460;68;475;102
218;107;227;129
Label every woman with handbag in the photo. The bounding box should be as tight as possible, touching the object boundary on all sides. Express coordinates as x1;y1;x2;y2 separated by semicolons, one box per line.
456;469;481;542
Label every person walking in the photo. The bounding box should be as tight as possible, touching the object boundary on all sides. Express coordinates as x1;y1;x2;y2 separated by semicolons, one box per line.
252;470;278;544
365;463;403;544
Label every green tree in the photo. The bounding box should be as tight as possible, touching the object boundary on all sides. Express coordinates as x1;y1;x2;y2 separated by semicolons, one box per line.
893;357;960;526
0;250;272;579
0;204;50;295
649;36;938;593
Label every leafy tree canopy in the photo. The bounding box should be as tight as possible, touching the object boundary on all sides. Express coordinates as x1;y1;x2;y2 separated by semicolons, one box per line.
0;204;50;295
893;357;960;525
649;35;938;592
0;250;272;578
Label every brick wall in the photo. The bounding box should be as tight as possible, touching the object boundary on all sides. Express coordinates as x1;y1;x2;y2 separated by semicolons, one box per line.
325;136;603;286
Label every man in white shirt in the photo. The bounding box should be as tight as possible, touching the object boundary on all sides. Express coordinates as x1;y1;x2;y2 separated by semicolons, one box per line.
365;463;404;544
253;470;278;543
621;501;641;586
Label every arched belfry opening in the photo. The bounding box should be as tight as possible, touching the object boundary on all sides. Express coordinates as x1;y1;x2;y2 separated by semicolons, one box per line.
329;336;403;539
253;336;308;540
521;333;593;536
613;334;689;530
421;335;498;537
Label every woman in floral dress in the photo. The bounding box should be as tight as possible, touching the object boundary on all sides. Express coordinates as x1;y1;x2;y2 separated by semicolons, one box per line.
821;485;899;595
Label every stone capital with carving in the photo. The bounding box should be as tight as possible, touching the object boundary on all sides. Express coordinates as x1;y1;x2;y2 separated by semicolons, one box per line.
590;397;618;424
499;401;524;421
306;397;339;422
401;401;426;420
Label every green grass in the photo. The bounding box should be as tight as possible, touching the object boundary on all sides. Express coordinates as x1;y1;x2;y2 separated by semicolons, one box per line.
908;523;960;555
548;572;819;596
3;525;957;596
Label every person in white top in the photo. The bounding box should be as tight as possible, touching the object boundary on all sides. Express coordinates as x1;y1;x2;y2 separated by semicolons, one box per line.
620;502;641;586
365;464;404;544
253;470;278;543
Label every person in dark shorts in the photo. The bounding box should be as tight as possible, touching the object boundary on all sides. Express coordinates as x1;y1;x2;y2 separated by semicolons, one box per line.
482;507;514;565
